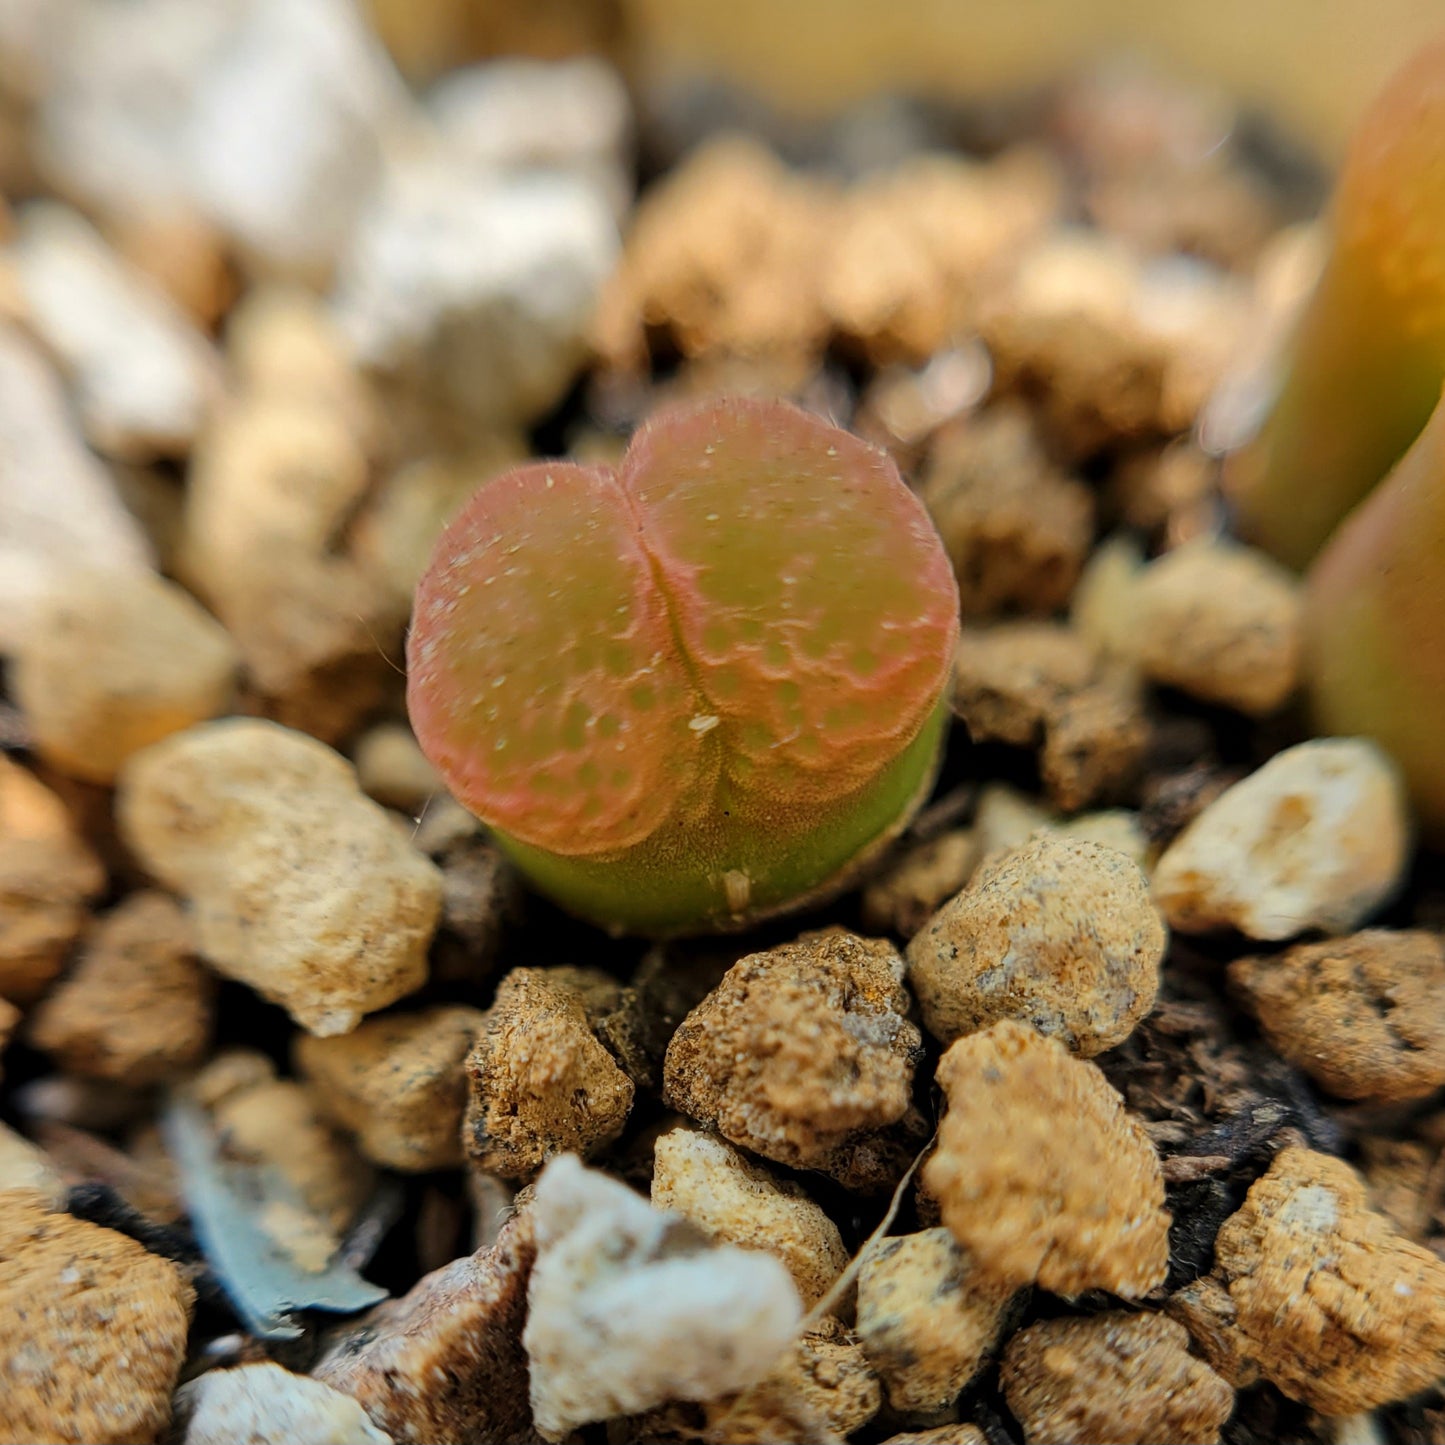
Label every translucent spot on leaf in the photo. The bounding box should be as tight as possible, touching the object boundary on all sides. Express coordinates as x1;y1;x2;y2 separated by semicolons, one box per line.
723;870;751;913
561;700;590;751
597;714;620;739
629;684;656;711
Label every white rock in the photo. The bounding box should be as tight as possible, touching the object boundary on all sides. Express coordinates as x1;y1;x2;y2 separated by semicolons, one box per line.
31;0;241;218
118;718;442;1036
525;1154;803;1441
183;0;410;279
332;156;618;427
651;1126;849;1308
180;1362;392;1445
0;323;152;651
427;56;632;214
14;203;222;458
1152;738;1410;940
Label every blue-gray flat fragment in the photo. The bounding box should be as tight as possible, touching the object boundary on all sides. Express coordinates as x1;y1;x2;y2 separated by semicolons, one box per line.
162;1096;388;1341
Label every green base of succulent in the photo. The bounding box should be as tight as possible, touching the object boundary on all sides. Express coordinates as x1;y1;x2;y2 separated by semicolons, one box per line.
494;693;950;936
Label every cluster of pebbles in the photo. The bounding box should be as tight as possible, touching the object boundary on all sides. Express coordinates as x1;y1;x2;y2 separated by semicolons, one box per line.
1;5;1443;1444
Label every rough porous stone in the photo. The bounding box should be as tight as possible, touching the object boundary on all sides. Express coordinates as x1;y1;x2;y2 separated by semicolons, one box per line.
119;719;442;1035
1152;738;1410;940
0;756;106;1003
1169;1147;1445;1415
297;1005;485;1171
703;1320;882;1444
856;1227;1016;1414
28;892;213;1084
0;1193;194;1445
1130;538;1302;715
907;834;1165;1055
1228;930;1445;1102
1001;1311;1234;1445
179;1362;393;1445
651;1126;849;1308
951;621;1147;811
924;1020;1170;1296
11;567;238;784
663;929;923;1190
921;405;1094;617
181;384;393;744
464;967;634;1180
314;1209;538;1444
523;1154;803;1441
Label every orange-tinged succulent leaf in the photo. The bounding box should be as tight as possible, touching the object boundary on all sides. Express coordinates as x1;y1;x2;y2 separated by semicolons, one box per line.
1226;34;1445;570
1305;386;1445;834
406;398;960;934
621;398;958;803
407;462;706;856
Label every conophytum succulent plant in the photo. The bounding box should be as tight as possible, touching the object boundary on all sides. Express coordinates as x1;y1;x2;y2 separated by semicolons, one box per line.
407;397;960;934
1225;34;1445;570
1222;34;1445;834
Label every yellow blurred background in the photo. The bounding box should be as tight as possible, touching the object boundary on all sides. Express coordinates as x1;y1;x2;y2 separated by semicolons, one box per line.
369;0;1445;158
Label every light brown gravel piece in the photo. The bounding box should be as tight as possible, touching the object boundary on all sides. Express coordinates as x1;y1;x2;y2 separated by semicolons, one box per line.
924;1020;1170;1296
663;928;923;1190
0;995;17;1070
297;1005;487;1172
878;1428;988;1445
178;1361;393;1445
0;1121;65;1207
0;1194;194;1445
1000;1311;1234;1445
907;835;1164;1055
0;756;106;1003
464;967;634;1181
1169;1147;1445;1415
119;718;442;1036
11;568;239;784
182;390;395;744
819;149;1061;365
209;1067;374;1257
856;1227;1016;1414
652;1127;848;1308
592;135;830;371
1130;538;1302;715
314;1209;537;1445
352;722;444;814
28;892;213;1084
951;622;1148;812
704;1319;882;1444
1152;738;1410;941
523;1154;803;1441
1229;930;1445;1103
921;405;1095;618
861;829;982;939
